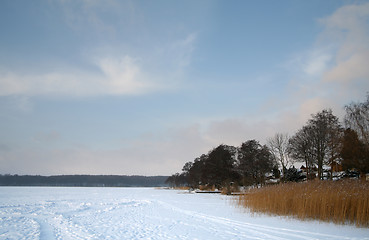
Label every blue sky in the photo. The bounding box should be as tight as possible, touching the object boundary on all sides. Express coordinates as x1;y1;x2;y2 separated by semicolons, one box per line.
1;0;369;175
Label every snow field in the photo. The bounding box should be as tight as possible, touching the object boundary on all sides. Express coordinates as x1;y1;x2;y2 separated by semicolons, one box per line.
0;187;368;240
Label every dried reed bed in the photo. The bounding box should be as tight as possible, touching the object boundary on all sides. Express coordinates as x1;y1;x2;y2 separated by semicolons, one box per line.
238;180;369;227
172;186;191;190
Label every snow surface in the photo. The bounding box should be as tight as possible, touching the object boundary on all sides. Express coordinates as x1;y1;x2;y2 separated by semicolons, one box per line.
0;187;368;240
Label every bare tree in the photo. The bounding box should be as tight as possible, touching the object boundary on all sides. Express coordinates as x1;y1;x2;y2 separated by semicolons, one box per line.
289;125;315;180
344;93;369;146
326;121;343;179
267;133;290;179
307;109;342;179
289;109;342;180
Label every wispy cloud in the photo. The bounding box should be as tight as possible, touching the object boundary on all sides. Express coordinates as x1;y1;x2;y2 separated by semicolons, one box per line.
303;50;332;76
56;0;122;37
319;3;369;85
96;56;153;95
170;33;197;69
0;0;198;98
0;53;181;97
283;2;369;116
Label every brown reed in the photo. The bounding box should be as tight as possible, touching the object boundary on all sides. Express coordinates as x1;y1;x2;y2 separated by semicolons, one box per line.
238;179;369;227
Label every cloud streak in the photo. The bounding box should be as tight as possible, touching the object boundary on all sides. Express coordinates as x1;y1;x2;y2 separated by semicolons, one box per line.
0;53;183;97
0;0;198;98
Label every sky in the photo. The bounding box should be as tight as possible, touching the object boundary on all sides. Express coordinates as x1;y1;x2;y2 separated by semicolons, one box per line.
1;0;369;176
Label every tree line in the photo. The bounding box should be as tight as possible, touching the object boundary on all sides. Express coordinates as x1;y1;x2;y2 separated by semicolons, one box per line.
0;175;168;187
167;94;369;189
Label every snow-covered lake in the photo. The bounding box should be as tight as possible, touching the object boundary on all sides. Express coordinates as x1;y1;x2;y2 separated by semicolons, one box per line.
0;187;368;240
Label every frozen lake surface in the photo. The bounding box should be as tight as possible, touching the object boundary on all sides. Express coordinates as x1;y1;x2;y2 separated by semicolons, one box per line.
0;187;368;240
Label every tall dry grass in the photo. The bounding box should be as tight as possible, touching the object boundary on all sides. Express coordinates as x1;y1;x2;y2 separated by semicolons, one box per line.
238;179;369;227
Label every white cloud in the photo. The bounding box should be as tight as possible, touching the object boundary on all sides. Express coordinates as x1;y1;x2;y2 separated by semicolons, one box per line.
0;28;197;97
171;33;197;68
323;50;369;83
97;56;154;95
0;0;199;99
319;3;369;85
0;55;165;97
303;51;332;76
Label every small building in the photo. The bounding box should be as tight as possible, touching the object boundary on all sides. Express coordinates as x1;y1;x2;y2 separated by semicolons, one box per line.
330;161;343;172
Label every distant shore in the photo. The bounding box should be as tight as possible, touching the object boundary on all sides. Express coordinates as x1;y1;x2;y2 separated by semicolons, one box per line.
0;174;169;187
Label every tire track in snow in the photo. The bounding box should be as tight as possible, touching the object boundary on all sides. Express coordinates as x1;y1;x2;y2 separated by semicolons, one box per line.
155;200;357;240
0;201;99;239
151;200;283;240
34;217;54;240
